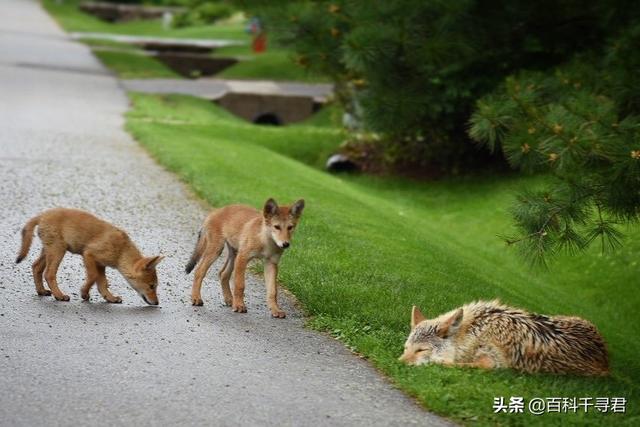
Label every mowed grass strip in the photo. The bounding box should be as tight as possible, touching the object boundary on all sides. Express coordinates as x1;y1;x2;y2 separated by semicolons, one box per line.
43;0;325;82
93;50;180;79
126;93;639;426
88;43;325;81
42;0;249;40
127;94;343;169
214;46;330;83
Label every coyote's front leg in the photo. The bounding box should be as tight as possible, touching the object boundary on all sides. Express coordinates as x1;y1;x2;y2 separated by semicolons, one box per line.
231;252;248;313
443;355;496;370
96;267;122;303
264;261;285;318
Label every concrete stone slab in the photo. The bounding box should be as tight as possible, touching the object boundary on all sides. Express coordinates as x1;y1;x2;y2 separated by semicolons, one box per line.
122;78;334;103
70;31;245;49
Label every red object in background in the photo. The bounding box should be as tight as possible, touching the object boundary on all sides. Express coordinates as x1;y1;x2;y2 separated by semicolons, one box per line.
252;33;267;53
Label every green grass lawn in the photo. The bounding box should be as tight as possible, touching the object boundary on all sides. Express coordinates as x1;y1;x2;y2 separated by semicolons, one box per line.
125;93;639;426
94;50;180;79
43;0;327;82
213;46;329;82
42;0;249;40
81;39;179;78
87;44;327;82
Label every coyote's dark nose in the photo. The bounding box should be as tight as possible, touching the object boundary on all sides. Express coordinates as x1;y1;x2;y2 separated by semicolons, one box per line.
142;295;159;306
282;242;290;248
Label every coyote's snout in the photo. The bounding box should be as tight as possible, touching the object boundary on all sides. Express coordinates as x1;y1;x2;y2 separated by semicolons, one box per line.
16;208;164;305
400;300;609;376
186;198;305;317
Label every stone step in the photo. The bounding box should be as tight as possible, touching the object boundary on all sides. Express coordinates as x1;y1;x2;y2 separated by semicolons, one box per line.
70;32;244;51
122;78;335;124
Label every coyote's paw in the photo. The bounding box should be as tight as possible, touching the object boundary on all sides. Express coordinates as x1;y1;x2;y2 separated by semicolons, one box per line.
192;297;204;306
232;302;247;313
81;291;90;301
106;295;122;304
270;309;286;319
37;289;52;296
54;294;70;302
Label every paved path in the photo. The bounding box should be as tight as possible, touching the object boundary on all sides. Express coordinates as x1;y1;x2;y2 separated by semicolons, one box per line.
122;78;334;102
0;1;448;426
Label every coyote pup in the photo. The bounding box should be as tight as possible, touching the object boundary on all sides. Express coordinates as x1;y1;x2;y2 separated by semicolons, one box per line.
399;300;609;375
16;208;164;305
186;198;304;318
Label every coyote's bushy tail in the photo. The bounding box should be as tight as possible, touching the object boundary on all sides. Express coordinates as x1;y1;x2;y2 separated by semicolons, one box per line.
185;229;204;274
16;215;40;264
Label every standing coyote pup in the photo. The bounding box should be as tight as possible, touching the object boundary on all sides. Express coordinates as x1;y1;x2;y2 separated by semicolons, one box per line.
186;198;304;318
16;208;164;305
399;300;609;375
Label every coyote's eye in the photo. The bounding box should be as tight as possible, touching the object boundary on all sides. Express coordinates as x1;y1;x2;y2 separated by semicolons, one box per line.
274;225;281;230
287;225;293;231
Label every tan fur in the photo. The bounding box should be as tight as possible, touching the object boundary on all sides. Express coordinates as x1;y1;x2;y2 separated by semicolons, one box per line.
186;198;304;318
400;300;609;376
16;208;164;305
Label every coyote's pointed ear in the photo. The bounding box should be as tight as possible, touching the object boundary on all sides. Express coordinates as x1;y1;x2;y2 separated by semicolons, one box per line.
411;305;426;329
437;308;463;338
290;199;305;218
144;255;164;271
263;198;278;218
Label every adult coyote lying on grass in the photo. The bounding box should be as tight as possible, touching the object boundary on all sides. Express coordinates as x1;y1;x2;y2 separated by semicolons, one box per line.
186;198;305;318
16;208;164;305
399;300;609;375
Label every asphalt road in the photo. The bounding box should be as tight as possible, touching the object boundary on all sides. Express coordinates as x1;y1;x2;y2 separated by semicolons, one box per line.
0;1;449;426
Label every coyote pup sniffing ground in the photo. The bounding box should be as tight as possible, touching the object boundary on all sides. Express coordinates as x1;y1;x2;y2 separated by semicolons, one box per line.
186;198;305;318
16;208;164;305
399;300;609;375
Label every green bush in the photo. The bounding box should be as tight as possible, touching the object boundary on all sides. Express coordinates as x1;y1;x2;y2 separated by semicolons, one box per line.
233;0;637;172
468;23;640;265
172;1;234;28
